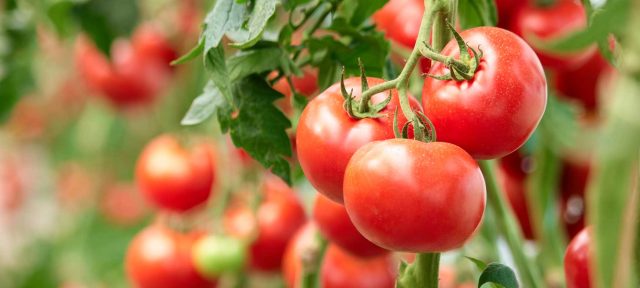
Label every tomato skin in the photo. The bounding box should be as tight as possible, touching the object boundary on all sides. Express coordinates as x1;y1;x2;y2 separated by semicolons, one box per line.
343;139;486;252
497;152;535;239
296;77;421;203
125;225;217;288
132;24;178;67
136;135;215;212
564;227;592;288
312;194;387;258
422;26;547;159
509;0;595;70
224;175;307;272
273;70;319;115
495;0;524;28
100;183;148;226
283;224;396;288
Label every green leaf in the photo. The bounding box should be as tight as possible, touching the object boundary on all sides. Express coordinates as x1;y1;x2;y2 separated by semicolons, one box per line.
458;0;497;29
282;0;314;11
204;46;234;106
171;41;204;66
465;256;488;271
231;0;278;49
181;81;226;126
202;0;247;53
478;263;519;288
480;283;506;288
222;75;292;184
336;0;388;27
71;0;139;55
227;46;289;80
538;94;580;152
539;0;630;52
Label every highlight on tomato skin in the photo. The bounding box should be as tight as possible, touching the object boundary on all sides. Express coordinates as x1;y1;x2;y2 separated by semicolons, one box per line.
564;227;592;288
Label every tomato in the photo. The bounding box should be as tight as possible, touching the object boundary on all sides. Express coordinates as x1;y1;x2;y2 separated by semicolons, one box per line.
132;24;178;67
372;0;430;72
136;135;216;212
0;157;23;214
224;175;307;271
296;77;421;203
312;194;387;258
560;160;590;239
125;225;217;288
554;52;612;112
509;0;595;70
283;224;396;288
192;235;247;277
343;139;486;252
272;70;319;115
564;227;592;288
497;152;535;239
495;0;524;28
100;183;148;226
422;26;546;159
74;34;172;107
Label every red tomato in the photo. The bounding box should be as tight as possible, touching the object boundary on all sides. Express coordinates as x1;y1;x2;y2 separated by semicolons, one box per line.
283;224;396;288
497;152;535;239
132;24;178;67
296;77;421;203
422;26;547;159
125;225;217;288
0;158;23;214
554;52;612;112
74;35;171;107
136;135;216;212
509;0;595;70
495;0;524;28
224;175;307;271
560;161;590;239
272;70;319;115
564;227;592;288
100;183;148;226
343;139;486;252
312;194;387;258
372;0;430;72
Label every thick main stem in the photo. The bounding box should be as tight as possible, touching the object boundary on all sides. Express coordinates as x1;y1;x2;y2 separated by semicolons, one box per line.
480;160;544;288
415;253;441;288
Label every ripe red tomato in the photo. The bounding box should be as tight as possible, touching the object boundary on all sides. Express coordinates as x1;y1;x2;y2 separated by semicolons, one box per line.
224;175;307;271
132;24;178;67
343;139;486;252
136;135;216;212
422;26;547;159
100;183;148;226
372;0;430;72
75;36;171;107
296;77;421;203
312;194;387;258
272;70;319;115
497;152;535;239
495;0;524;28
564;227;592;288
554;52;612;112
509;0;595;70
283;224;396;288
560;160;590;239
125;225;217;288
0;157;23;214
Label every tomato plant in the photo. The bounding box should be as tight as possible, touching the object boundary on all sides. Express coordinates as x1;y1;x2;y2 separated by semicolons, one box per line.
297;77;421;203
497;153;535;239
136;135;216;212
343;139;486;252
224;175;306;271
125;225;217;288
422;26;547;159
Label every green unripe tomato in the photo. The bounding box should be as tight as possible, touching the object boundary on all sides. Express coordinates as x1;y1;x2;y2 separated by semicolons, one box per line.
192;235;246;278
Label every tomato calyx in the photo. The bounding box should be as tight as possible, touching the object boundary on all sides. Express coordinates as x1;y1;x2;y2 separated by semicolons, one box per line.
420;23;483;81
393;108;437;143
341;63;392;119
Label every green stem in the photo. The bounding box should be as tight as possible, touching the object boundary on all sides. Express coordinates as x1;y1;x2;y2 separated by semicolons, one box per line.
479;160;544;288
416;253;441;287
431;10;449;52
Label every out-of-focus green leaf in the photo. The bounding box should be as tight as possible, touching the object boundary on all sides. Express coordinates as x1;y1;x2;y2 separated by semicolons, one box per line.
231;0;278;48
465;256;488;271
478;263;519;288
171;41;204;65
458;0;497;29
71;0;139;55
335;0;387;27
220;75;292;184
